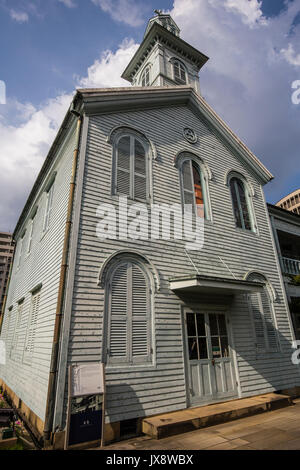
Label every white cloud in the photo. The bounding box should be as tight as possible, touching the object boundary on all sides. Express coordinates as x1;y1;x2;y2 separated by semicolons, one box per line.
280;43;300;67
57;0;77;8
78;39;139;88
91;0;145;27
224;0;267;28
10;9;29;23
0;40;138;231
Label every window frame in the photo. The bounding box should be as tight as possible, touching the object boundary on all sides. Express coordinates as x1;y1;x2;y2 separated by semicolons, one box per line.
178;154;210;220
172;59;187;85
247;274;279;353
17;231;26;269
23;289;41;364
112;132;151;202
141;65;151;87
104;258;153;368
27;210;37;255
228;174;256;232
10;298;24;360
43;181;55;233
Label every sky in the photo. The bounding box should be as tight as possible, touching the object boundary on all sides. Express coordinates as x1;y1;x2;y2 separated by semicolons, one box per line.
0;0;299;232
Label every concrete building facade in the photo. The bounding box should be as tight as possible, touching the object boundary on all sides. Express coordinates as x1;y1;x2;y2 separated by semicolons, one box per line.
276;189;300;216
269;204;300;340
0;232;14;314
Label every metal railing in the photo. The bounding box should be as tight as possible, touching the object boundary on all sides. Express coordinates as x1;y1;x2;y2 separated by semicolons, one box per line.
282;257;300;276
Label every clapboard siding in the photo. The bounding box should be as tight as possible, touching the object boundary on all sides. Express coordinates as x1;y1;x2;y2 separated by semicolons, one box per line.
0;122;76;421
64;103;300;426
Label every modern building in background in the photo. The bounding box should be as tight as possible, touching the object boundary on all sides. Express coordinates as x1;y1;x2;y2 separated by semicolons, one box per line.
276;189;300;216
0;12;300;449
269;204;300;340
0;232;14;313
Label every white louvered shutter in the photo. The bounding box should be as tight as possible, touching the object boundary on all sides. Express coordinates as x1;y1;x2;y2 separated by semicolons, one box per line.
261;288;278;351
24;291;40;362
108;264;129;363
10;302;23;359
116;136;131;196
134;140;147;201
108;261;151;365
131;264;150;363
248;273;278;352
249;293;265;351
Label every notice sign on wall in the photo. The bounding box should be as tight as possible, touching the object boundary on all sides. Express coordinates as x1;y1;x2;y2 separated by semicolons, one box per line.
65;363;106;449
71;363;104;397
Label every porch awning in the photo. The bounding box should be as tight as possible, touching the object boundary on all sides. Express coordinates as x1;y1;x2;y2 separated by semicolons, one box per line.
169;274;264;295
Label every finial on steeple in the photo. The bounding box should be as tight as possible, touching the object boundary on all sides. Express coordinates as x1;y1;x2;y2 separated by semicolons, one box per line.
154;9;163;16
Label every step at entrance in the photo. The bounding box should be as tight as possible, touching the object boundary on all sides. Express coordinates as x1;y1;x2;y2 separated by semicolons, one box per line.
142;393;293;439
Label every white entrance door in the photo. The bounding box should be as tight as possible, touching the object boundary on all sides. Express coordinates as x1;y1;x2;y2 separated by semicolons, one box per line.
184;311;237;406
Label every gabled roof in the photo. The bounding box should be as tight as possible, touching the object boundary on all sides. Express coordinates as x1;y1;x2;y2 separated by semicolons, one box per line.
14;85;273;238
77;85;273;183
121;22;209;83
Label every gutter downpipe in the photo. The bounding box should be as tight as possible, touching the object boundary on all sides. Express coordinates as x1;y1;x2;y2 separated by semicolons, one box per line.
43;109;82;444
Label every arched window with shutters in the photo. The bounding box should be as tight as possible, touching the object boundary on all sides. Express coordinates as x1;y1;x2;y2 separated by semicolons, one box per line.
246;272;279;352
105;259;153;366
229;175;254;231
112;131;150;202
178;153;210;219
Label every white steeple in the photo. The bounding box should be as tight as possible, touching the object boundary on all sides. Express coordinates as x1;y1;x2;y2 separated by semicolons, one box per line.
121;10;209;95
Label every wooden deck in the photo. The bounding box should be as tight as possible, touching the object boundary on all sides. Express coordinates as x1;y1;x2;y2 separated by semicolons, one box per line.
142;393;293;439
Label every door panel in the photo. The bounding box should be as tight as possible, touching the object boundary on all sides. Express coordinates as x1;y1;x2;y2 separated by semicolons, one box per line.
185;311;237;406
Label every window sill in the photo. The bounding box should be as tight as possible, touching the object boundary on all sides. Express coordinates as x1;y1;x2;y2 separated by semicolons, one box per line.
234;226;258;237
111;194;151;204
105;363;156;373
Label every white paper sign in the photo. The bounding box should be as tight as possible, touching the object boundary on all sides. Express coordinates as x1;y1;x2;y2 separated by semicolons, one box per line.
71;363;104;397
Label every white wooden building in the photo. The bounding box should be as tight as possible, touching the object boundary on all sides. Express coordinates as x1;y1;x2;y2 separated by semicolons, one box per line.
1;12;300;447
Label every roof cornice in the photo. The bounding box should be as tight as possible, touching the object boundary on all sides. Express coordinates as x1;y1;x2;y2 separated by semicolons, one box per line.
78;85;193;114
121;22;209;82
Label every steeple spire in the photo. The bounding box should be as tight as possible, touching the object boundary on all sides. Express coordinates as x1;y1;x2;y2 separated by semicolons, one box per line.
121;11;209;95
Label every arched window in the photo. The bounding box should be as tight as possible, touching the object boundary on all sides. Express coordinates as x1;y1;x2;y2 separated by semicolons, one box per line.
179;155;208;219
229;177;253;231
141;66;150;87
106;260;152;365
247;273;279;352
173;60;187;85
113;133;149;201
